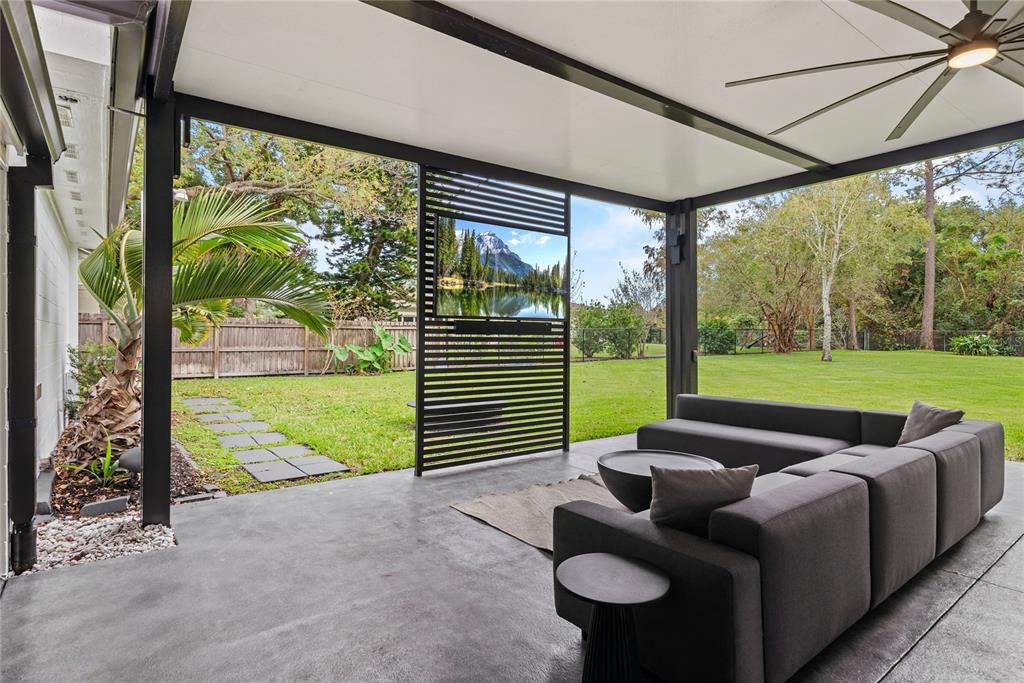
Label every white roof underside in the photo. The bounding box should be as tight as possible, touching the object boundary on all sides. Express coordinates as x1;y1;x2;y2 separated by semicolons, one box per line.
174;0;1024;204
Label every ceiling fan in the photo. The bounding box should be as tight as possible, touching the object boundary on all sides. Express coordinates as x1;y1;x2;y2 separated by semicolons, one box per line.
725;0;1024;140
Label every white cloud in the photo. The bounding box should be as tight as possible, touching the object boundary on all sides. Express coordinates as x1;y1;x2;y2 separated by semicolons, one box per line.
536;235;551;245
508;238;520;246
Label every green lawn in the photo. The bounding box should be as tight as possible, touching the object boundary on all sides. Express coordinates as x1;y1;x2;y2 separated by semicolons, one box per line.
173;350;1022;493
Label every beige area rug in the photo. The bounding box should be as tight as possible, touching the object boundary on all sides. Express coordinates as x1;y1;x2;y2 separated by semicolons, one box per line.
451;474;626;552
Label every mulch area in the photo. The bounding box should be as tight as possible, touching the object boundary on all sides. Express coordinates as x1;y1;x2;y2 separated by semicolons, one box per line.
50;443;209;517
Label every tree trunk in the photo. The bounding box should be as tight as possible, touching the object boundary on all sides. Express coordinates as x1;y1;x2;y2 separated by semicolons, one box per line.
821;272;833;362
921;159;936;350
847;297;859;350
806;307;816;352
55;335;143;465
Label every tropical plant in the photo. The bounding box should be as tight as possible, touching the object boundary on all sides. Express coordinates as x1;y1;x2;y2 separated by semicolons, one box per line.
61;432;124;487
949;334;1002;356
65;191;331;463
699;317;737;355
341;325;412;374
65;341;116;419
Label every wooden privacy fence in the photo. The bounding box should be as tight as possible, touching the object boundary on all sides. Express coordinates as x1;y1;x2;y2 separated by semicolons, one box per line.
79;314;417;379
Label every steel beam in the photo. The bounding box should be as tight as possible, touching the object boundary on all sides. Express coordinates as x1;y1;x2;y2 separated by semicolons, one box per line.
141;80;174;526
664;200;698;416
144;0;190;100
362;0;828;172
692;118;1024;208
6;155;52;574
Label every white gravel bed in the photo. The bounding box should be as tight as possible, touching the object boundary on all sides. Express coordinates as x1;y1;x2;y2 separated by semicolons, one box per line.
26;510;176;574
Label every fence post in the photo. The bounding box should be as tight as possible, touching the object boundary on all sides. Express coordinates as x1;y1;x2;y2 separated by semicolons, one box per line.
212;326;220;379
303;328;310;376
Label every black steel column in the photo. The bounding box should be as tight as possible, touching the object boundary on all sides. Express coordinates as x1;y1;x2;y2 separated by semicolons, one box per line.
414;165;425;477
665;199;698;417
7;155;52;573
141;80;174;525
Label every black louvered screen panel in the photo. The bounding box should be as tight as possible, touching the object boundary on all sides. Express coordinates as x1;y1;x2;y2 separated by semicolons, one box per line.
416;167;570;474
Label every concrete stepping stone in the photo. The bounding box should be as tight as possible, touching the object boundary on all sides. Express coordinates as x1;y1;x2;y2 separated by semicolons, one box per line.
252;432;288;445
268;444;312;459
286;455;352;476
218;434;258;449
223;411;253;421
242;460;306;483
190;404;240;414
198;411;253;423
232;448;280;464
209;421;272;434
183;398;231;407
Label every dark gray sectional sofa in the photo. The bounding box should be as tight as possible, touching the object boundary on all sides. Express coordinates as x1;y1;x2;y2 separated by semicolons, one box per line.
553;394;1005;683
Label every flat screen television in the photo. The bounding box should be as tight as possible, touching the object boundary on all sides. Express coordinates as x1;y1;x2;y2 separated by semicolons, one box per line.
433;217;569;319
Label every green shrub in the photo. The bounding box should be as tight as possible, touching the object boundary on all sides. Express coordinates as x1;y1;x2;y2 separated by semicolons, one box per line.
572;304;607;358
65;341;116;419
327;325;412;374
603;304;646;358
699;317;737;355
730;312;760;330
949;334;1001;356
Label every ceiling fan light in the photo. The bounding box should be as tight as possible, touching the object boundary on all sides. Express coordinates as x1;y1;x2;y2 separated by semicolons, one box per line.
947;40;999;69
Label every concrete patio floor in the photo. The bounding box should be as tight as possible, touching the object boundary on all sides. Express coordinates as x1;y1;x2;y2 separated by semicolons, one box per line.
2;435;1022;682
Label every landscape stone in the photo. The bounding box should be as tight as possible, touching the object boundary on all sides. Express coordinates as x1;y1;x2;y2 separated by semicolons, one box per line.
296;462;352;476
36;469;55;515
80;496;130;517
210;423;246;433
119;447;143;473
242;461;306;483
268;444;312;458
252;432;288;445
237;421;272;432
232;448;279;464
218;434;258;449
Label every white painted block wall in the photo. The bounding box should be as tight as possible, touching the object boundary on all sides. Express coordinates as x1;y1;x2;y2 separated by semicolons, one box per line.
35;193;77;468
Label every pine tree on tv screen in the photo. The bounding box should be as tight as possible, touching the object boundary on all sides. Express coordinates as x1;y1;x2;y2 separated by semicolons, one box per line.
434;217;568;319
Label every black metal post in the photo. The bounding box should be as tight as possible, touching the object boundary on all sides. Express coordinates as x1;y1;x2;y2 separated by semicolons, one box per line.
141;79;174;525
414;165;426;476
7;155;52;573
665;199;698;417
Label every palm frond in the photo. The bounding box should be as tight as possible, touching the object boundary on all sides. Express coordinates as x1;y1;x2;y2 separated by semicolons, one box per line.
172;251;331;336
172;190;303;259
79;229;127;313
172;301;230;345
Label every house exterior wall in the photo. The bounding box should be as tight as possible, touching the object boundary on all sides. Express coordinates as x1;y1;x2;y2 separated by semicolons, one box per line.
35;192;77;468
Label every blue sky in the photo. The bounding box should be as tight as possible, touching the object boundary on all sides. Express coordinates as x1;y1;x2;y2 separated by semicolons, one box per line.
455;220;568;270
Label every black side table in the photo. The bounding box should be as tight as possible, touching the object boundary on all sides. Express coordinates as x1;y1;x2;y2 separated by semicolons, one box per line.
556;553;670;683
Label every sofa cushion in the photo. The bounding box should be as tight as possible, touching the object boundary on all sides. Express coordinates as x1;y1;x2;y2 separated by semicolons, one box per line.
945;420;1005;514
751;473;803;496
674;394;861;443
901;431;982;554
860;410;906;447
637;419;855;474
780;452;862;476
833;447;937;606
897;401;964;444
649;464;758;536
834;443;891;457
709;472;870;683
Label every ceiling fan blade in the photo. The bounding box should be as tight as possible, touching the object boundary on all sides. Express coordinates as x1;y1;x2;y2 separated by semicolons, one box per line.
849;1;968;45
887;67;958;140
998;6;1024;36
985;54;1024;86
726;50;946;87
770;57;946;135
964;0;1007;12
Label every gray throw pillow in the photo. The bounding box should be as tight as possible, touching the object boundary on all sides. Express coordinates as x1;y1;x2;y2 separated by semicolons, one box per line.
649;464;759;536
897;401;964;444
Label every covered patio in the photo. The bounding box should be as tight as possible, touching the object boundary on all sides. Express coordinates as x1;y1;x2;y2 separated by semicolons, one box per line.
4;0;1024;681
3;438;1022;681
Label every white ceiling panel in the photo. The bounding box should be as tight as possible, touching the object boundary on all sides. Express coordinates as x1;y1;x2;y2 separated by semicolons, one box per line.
174;0;1024;204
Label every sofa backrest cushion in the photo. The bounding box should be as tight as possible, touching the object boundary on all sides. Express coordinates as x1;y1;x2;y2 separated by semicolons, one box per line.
674;394;861;443
897;401;964;444
709;472;870;683
860;410;907;446
649;464;758;536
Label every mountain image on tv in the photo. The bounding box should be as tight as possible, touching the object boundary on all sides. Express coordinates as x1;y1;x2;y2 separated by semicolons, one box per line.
434;217;568;319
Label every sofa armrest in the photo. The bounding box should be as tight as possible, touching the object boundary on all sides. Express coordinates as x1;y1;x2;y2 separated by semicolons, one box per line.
553;501;764;683
860;410;906;446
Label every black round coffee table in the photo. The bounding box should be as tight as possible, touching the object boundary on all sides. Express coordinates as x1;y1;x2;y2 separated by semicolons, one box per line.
556;553;670;683
598;449;723;512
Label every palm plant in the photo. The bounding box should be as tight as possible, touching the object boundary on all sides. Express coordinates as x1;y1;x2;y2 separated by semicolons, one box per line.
65;191;331;463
